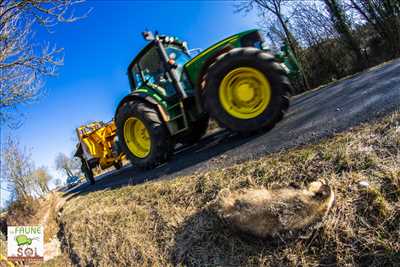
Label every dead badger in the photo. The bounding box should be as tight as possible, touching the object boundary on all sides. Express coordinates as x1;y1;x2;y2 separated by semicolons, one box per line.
214;181;335;238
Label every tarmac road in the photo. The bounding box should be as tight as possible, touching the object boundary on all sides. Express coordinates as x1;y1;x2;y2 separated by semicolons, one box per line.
66;59;400;196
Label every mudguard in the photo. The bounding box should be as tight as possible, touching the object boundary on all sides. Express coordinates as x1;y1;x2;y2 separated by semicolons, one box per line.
114;91;170;124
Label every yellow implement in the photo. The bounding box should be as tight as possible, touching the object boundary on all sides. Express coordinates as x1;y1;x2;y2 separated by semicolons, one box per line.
74;120;125;184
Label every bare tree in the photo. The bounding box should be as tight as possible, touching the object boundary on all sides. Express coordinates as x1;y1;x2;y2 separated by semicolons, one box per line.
238;0;298;54
1;137;35;201
289;2;348;86
348;0;400;56
32;166;51;195
237;0;399;91
292;2;336;46
54;152;81;178
322;0;365;68
0;0;90;126
237;0;310;90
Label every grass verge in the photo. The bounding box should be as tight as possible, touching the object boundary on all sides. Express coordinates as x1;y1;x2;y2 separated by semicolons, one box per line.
60;111;400;266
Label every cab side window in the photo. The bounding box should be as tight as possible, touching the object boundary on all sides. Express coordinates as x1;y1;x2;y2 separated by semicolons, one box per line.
139;47;165;85
138;47;176;97
131;65;143;88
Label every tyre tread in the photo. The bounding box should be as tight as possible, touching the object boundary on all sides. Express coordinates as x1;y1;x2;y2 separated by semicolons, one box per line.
202;48;291;133
116;101;173;169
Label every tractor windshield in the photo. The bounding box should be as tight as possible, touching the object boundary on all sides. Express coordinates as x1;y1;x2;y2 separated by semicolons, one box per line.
165;45;191;76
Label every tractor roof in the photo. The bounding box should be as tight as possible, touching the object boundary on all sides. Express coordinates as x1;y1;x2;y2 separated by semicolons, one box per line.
127;41;155;72
127;34;188;73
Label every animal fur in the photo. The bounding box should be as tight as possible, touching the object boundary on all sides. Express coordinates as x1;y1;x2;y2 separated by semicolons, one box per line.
214;181;335;238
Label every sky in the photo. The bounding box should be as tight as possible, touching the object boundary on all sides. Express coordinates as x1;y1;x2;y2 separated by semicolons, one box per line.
0;0;259;206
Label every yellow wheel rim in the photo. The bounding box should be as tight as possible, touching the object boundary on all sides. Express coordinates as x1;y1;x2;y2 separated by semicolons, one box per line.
124;117;151;158
219;67;271;119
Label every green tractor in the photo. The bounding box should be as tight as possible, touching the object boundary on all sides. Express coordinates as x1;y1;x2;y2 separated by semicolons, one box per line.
115;29;299;169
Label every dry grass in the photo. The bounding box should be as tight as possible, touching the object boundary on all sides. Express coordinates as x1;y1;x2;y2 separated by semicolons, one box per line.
39;254;73;267
59;111;400;267
42;193;62;243
17;192;62;243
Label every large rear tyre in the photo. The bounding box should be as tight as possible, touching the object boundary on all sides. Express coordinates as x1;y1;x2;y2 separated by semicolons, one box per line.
179;115;209;146
116;101;173;169
203;48;291;133
80;159;95;185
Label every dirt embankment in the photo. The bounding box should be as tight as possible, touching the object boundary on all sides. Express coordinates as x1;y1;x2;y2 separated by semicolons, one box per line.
58;111;400;266
0;192;72;267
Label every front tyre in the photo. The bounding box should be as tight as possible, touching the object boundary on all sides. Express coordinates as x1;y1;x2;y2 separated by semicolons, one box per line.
203;48;291;133
116;101;173;169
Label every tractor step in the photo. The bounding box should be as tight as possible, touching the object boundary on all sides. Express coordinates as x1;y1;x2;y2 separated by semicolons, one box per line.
166;102;189;135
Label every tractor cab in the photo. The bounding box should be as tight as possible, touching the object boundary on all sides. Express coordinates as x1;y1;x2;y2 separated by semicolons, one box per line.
127;33;193;100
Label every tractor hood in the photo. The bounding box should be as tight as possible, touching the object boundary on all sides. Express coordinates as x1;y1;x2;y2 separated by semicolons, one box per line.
184;29;263;87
